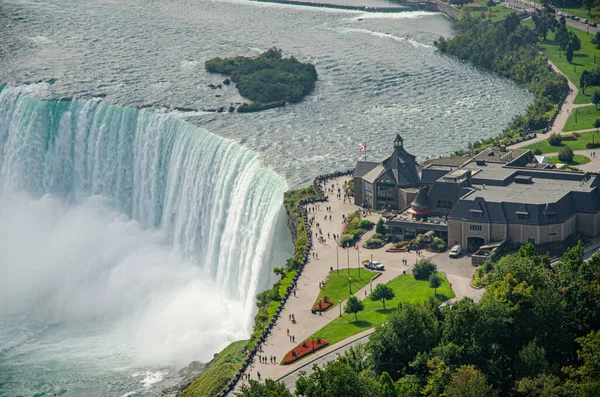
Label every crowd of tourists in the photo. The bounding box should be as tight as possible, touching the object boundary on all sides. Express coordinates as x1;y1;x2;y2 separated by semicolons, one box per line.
216;169;353;396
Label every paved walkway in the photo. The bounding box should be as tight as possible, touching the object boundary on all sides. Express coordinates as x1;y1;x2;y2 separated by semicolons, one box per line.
228;175;480;394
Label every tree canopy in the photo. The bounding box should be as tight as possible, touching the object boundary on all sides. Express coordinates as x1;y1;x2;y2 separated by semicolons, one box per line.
205;47;317;107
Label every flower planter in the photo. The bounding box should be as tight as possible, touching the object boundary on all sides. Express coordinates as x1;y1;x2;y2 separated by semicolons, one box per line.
283;339;330;365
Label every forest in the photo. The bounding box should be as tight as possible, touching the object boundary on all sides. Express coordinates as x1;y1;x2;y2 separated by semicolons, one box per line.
205;48;317;107
237;243;600;397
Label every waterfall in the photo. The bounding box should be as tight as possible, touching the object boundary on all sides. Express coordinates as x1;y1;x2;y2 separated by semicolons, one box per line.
0;86;288;367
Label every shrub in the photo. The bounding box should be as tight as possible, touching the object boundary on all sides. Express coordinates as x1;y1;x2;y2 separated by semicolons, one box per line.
358;219;374;230
366;238;385;248
548;133;563;146
533;148;543;155
372;233;385;240
413;259;437;280
481;258;494;274
431;237;447;251
341;234;354;246
558;146;574;163
586;142;600;148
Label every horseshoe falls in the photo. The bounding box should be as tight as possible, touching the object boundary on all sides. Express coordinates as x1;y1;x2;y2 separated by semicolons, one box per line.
0;87;290;396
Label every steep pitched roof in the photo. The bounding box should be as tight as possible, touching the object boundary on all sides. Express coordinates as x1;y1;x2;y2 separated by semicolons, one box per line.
354;161;380;178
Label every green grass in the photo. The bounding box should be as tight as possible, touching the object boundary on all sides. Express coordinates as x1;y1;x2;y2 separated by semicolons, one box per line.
563;105;600;131
522;130;599;152
547;154;592;165
310;274;455;347
468;0;516;22
313;268;378;310
182;340;247;397
267;270;297;320
537;26;600;104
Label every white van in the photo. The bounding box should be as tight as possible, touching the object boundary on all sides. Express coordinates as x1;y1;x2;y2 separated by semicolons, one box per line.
449;245;462;258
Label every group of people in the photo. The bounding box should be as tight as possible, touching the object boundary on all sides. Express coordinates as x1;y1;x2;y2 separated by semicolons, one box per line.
257;354;277;364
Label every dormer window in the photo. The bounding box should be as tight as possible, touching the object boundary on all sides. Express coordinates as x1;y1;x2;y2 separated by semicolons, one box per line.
546;213;556;221
518;214;529;220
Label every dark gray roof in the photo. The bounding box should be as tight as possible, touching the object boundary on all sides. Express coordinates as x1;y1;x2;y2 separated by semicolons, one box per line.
572;189;600;213
380;145;421;187
427;182;472;210
411;188;429;209
421;156;469;168
354;161;379;178
421;167;451;184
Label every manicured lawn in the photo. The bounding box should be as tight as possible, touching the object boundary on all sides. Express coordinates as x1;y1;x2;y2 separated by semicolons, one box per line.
468;0;516;22
310;274;454;347
522;130;598;152
537;26;600;104
547;154;591;165
313;268;378;311
563;105;600;131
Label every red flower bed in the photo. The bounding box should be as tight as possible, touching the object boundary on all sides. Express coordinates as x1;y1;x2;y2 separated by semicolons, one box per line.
312;299;333;312
283;339;329;365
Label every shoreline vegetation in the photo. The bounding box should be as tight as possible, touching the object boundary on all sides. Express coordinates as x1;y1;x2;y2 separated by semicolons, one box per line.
205;47;317;113
435;10;569;156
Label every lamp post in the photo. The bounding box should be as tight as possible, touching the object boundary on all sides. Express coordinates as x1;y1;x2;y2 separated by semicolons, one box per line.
312;336;315;353
336;243;339;275
349;277;352;295
357;246;360;278
339;300;342;317
370;279;373;293
347;245;350;275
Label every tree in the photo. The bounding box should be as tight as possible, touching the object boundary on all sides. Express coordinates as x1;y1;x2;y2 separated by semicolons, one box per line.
518;340;549;379
413;259;437;280
584;0;595;15
370;284;396;309
566;43;574;64
295;360;377;397
593;32;600;49
594;118;600;136
444;365;496;397
569;32;581;52
555;24;570;50
378;372;398;397
503;13;521;35
565;330;600;395
345;296;364;321
558;146;574;163
533;148;543;155
593;91;600;110
548;132;563;146
273;266;286;279
429;273;443;295
581;70;591;94
236;378;293;397
368;303;439;379
375;218;386;235
396;375;421;397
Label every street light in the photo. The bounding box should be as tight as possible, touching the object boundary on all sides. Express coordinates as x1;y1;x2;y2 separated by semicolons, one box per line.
347;245;350;275
349;277;352;295
339;300;342;317
357;246;360;278
312;336;315;353
336;243;339;275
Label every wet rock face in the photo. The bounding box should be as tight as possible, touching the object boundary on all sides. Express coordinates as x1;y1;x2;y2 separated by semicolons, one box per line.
162;361;208;396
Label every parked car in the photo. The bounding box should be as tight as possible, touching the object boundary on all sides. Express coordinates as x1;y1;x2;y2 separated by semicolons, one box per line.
592;21;597;27
583;19;589;24
449;245;462;258
371;261;385;271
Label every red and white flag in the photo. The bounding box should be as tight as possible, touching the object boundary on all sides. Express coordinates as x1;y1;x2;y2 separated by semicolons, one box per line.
359;145;366;152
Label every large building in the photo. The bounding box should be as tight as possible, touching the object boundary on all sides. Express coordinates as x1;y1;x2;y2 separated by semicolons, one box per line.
354;135;600;251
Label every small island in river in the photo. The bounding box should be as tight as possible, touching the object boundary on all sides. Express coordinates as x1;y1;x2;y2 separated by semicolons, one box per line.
205;47;317;112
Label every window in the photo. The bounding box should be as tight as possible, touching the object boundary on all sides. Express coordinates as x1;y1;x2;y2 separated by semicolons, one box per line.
470;224;483;231
471;211;482;219
377;185;395;199
437;200;453;209
517;214;528;220
545;214;556;221
528;238;536;244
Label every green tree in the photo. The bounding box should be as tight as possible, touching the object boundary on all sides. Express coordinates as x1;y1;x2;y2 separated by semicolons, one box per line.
565;330;600;395
581;70;591;94
566;43;574;64
569;32;581;52
370;283;395;309
594;118;600;136
593;91;600;110
396;375;421;397
378;372;397;397
583;0;595;15
444;365;496;397
593;32;600;49
345;296;364;321
429;273;443;295
375;218;386;235
368;303;439;379
548;132;563;146
295;360;376;397
423;356;452;397
503;13;521;35
236;379;292;397
558;146;574;163
555;24;570;50
518;340;549;379
413;259;437;280
273;266;286;279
